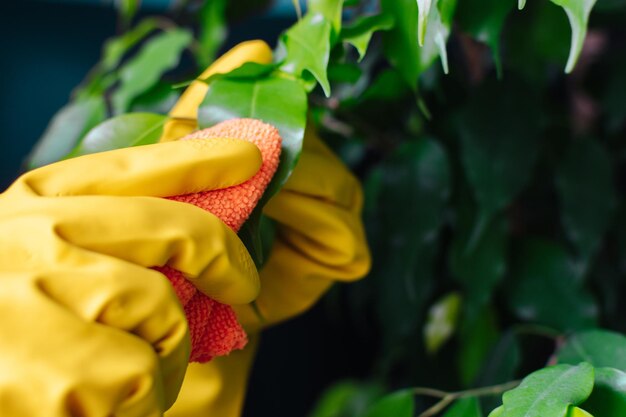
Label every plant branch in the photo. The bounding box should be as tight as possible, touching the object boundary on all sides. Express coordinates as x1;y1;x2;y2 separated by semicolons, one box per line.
414;380;521;417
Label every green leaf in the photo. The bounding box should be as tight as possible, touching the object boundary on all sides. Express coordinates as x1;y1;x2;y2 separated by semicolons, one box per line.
417;0;434;46
508;240;598;331
365;390;414;417
557;330;626;370
444;397;483;417
112;28;192;114
581;367;626;415
450;204;507;307
487;406;503;417
381;0;454;88
25;97;106;169
458;79;542;218
519;0;527;9
424;292;462;353
457;307;500;387
456;0;515;75
308;0;344;34
115;0;140;27
309;381;384;417
198;75;307;201
196;0;227;69
381;0;420;89
475;331;521;388
567;407;594;417
495;363;595;417
67;113;168;157
549;0;598;73
279;13;333;96
371;139;451;343
556;140;616;262
341;13;394;61
102;18;159;73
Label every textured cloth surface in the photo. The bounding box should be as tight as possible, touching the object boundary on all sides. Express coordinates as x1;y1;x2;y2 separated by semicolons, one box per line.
158;118;281;362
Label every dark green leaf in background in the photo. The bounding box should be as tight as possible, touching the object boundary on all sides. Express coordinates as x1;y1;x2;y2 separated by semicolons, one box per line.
67;113;168;157
557;330;626;371
458;80;543;219
112;28;192;114
556;139;615;264
508;240;598;331
457;307;500;387
549;0;598;73
450;204;507;308
365;389;414;417
115;0;140;27
26;97;106;169
341;13;394;61
309;381;384;417
371;139;451;344
493;362;595;417
474;331;521;389
456;0;515;75
279;13;333;96
444;397;483;417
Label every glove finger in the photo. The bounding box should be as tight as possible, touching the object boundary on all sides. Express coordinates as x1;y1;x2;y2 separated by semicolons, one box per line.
0;272;168;417
7;138;262;198
278;128;360;210
0;195;260;305
264;191;369;277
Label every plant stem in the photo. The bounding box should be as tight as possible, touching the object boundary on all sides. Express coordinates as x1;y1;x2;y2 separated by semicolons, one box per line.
414;380;521;417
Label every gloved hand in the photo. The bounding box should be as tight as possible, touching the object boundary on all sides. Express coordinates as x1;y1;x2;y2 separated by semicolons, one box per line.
162;41;371;417
0;138;263;417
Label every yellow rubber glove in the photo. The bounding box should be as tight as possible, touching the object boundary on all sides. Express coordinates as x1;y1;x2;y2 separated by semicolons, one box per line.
0;138;263;417
162;41;371;417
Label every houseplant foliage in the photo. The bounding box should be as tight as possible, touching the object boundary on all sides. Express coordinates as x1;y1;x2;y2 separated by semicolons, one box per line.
25;0;626;416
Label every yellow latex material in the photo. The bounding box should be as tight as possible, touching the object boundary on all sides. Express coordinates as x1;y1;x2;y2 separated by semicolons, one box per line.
163;42;371;417
161;40;273;142
0;138;263;417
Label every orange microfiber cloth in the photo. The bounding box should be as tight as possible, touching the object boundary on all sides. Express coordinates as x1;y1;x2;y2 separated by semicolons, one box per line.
154;118;282;363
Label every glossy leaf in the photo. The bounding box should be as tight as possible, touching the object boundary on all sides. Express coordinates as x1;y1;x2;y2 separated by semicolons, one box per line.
487;406;503;417
550;0;598;73
308;0;344;34
456;0;515;75
341;13;394;61
198;75;307;202
112;28;192;113
495;363;595;417
26;97;106;169
567;407;594;417
279;13;333;96
424;292;462;353
557;330;626;371
444;397;483;417
458;80;542;218
581;367;626;415
556;140;615;262
67;113;168;157
509;240;598;331
365;390;414;417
